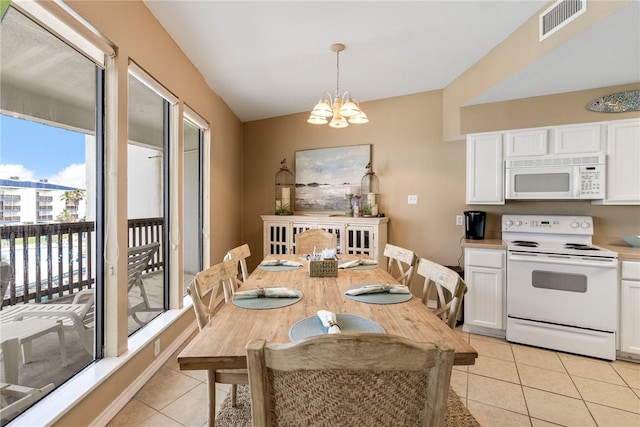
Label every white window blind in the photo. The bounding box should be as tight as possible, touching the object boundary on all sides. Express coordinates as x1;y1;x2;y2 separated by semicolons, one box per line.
11;0;114;65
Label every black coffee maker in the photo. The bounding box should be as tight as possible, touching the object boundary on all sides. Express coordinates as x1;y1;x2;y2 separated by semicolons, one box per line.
464;211;486;240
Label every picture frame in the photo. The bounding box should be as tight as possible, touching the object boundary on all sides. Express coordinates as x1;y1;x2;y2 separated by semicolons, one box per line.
294;144;371;212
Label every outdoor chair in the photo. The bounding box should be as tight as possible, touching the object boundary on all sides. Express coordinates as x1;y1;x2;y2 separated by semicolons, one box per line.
222;244;251;301
127;242;161;326
246;334;454;427
295;229;337;255
187;260;248;422
416;258;468;330
0;289;95;355
384;243;419;290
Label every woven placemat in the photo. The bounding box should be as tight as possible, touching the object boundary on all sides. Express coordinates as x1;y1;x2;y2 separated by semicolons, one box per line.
215;385;481;426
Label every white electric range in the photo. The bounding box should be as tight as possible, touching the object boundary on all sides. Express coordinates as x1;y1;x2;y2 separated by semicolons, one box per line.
503;214;618;360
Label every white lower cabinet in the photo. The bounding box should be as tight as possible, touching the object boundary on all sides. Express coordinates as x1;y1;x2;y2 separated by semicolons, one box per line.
463;248;506;337
619;260;640;360
262;215;389;263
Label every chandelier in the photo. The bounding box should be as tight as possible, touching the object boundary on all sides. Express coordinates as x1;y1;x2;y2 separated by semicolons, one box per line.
307;43;368;128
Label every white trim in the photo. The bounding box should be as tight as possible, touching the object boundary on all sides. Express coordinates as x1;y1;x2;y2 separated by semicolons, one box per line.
11;0;114;65
184;104;210;131
128;61;179;105
10;303;197;427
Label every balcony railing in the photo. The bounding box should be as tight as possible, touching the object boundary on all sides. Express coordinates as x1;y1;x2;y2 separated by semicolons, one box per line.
1;217;163;308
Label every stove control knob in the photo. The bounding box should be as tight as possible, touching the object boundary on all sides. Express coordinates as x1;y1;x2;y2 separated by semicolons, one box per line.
581;222;591;229
505;220;513;227
514;220;522;227
571;221;580;228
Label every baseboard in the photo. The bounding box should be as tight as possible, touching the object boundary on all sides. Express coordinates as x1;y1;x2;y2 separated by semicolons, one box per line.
10;305;197;427
90;320;197;426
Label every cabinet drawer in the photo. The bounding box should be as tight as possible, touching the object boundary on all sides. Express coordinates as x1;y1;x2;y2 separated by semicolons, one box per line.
621;261;640;280
465;249;504;268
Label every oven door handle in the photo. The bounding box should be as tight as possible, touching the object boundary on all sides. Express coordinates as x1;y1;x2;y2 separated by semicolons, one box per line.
508;253;618;268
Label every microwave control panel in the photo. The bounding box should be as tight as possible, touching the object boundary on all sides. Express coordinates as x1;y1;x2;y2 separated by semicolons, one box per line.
579;164;604;197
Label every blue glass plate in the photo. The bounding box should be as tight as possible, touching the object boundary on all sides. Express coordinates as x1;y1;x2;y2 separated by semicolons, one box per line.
288;313;385;341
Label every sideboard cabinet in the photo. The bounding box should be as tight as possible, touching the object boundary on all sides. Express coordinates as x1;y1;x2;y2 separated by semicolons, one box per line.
261;215;389;263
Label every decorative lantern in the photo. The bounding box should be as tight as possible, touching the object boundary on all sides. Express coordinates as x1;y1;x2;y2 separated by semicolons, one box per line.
360;162;380;217
275;158;294;215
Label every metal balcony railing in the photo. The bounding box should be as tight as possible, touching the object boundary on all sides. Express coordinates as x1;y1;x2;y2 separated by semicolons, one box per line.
1;217;164;307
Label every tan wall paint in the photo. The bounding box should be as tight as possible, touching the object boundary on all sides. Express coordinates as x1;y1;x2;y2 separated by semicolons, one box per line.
461;83;640;133
53;1;243;425
443;0;632;140
244;91;471;270
243;89;640;275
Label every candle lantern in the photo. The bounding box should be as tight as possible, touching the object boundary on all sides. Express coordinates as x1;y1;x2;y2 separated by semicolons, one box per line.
360;162;380;217
275;158;294;215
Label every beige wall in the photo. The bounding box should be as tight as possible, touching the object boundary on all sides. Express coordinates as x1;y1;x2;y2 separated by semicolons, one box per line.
244;91;470;270
243;88;640;273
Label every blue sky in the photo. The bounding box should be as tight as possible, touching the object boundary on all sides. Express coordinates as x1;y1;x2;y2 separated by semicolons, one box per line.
0;114;87;188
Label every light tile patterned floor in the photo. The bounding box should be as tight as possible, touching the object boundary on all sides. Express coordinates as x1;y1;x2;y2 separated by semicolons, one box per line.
107;328;640;427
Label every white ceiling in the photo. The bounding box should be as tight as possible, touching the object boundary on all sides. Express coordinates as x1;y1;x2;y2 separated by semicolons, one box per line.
143;1;640;123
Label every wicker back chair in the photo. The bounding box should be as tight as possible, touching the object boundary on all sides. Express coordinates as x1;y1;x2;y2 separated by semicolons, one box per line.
416;258;467;329
295;229;337;255
246;334;454;427
187;260;249;416
222;244;251;300
384;243;418;290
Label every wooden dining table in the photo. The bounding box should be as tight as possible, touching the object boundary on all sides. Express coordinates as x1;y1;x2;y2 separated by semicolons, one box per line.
177;255;477;423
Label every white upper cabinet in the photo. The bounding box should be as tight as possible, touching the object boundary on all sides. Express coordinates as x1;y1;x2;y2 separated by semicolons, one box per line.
466;133;505;205
596;119;640;205
553;123;602;154
505;128;548;157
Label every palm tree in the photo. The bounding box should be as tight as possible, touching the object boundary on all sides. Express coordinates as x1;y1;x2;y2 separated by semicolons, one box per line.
59;189;85;221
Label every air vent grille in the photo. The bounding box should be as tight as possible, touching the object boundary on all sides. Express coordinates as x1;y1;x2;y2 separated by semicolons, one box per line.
539;0;586;41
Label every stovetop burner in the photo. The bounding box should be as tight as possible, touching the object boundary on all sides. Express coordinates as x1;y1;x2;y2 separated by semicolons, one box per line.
511;240;539;247
565;243;599;251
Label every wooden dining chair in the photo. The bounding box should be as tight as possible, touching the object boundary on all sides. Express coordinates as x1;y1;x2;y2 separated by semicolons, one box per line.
246;334;454;427
416;258;468;329
295;228;337;255
222;243;251;301
187;260;249;421
384;243;418;290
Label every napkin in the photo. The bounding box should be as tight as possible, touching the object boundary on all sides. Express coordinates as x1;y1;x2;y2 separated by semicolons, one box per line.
259;259;303;267
345;284;411;296
234;287;299;299
317;310;342;334
338;259;378;269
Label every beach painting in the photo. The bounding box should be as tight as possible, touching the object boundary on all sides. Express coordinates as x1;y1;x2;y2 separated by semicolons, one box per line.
295;144;371;212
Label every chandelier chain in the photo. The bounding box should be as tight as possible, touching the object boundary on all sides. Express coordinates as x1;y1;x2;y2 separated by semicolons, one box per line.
335;49;340;98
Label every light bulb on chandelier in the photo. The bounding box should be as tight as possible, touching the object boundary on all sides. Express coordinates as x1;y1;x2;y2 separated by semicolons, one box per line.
307;43;368;128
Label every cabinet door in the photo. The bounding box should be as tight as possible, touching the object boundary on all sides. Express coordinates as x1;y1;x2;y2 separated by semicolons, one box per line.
263;221;290;256
505;129;548;157
466;133;504;204
620;278;640;355
464;265;505;330
553;124;602;154
344;225;374;260
603;119;640;204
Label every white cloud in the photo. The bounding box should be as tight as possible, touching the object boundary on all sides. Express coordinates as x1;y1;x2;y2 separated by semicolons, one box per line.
0;164;36;181
48;163;86;189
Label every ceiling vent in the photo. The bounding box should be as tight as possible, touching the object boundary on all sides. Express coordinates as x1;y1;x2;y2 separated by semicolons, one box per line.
539;0;587;41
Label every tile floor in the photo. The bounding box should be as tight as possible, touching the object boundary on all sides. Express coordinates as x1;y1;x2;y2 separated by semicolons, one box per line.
107;328;640;427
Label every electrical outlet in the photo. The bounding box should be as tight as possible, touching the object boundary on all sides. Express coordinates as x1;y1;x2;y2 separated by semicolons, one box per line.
456;215;464;226
154;339;160;357
408;195;418;205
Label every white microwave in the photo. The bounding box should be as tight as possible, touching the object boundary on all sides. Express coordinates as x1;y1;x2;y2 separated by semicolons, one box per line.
505;154;605;200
